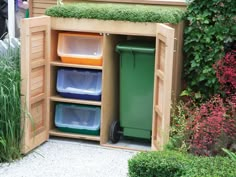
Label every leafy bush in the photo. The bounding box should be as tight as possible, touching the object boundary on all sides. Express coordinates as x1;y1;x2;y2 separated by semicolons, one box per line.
128;151;188;177
183;46;236;156
187;95;236;156
182;155;236;177
128;151;236;177
215;46;236;105
167;101;191;152
183;0;236;101
169;43;236;156
0;47;22;162
168;95;236;156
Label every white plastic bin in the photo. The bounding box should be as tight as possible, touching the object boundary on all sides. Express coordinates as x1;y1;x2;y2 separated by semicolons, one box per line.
56;68;102;101
57;33;103;66
55;103;101;135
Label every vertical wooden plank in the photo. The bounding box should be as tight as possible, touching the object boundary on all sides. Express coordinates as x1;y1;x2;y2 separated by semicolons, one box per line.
48;65;57;130
152;23;175;150
48;29;58;131
100;34;123;145
50;30;59;62
29;0;33;17
30;0;57;17
172;22;184;99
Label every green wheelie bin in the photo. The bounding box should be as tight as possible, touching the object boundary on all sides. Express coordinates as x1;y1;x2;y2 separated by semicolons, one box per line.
110;40;155;143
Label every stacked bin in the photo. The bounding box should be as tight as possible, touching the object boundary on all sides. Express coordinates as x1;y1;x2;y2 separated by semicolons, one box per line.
57;33;103;66
56;68;102;101
55;33;103;135
55;103;101;135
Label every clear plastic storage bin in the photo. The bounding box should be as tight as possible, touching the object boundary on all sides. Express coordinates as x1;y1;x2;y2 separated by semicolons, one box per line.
57;33;103;66
56;68;102;101
55;103;101;135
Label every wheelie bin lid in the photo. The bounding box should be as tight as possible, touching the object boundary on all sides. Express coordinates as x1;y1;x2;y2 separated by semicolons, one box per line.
116;40;155;54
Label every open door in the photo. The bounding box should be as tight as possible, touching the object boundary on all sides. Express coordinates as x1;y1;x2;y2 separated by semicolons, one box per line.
21;16;50;154
152;24;175;150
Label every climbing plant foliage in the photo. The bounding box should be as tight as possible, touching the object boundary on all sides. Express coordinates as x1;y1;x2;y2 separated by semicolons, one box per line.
183;0;236;101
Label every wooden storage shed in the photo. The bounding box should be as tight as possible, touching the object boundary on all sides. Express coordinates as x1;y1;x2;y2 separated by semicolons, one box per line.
21;1;185;154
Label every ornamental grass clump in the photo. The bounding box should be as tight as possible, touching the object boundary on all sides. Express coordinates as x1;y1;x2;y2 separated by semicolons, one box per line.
0;46;22;162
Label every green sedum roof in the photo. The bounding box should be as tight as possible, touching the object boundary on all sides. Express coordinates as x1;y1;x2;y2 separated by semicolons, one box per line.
45;2;185;24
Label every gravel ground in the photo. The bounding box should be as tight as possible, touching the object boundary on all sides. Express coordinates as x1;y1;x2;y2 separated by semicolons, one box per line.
0;138;136;177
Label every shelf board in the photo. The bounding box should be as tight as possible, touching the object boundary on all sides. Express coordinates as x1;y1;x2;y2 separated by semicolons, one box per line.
50;95;102;106
49;129;100;142
50;61;103;70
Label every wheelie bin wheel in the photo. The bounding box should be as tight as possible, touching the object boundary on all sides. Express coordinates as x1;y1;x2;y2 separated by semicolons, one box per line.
110;120;121;143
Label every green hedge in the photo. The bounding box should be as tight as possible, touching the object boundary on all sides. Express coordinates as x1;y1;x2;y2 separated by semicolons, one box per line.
128;151;236;177
45;2;185;24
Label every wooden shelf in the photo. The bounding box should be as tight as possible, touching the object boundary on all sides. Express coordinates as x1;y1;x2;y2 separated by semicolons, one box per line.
50;61;103;70
49;129;100;141
50;95;102;106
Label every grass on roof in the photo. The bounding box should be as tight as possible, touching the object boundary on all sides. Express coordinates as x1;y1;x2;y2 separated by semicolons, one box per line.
45;2;185;24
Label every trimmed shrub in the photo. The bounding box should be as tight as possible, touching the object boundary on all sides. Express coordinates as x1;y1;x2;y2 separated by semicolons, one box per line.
182;156;236;177
128;151;188;177
128;151;236;177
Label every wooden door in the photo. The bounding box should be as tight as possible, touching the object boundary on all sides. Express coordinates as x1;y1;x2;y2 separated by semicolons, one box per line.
21;16;50;154
152;24;175;150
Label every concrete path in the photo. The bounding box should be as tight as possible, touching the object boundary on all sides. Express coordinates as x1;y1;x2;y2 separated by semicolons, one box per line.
0;138;136;177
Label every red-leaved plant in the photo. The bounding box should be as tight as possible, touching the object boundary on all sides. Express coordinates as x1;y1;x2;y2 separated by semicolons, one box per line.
185;46;236;156
187;95;236;156
215;48;236;106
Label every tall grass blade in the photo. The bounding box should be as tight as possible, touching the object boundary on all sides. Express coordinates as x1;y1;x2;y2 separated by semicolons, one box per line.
0;45;22;162
222;148;236;161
